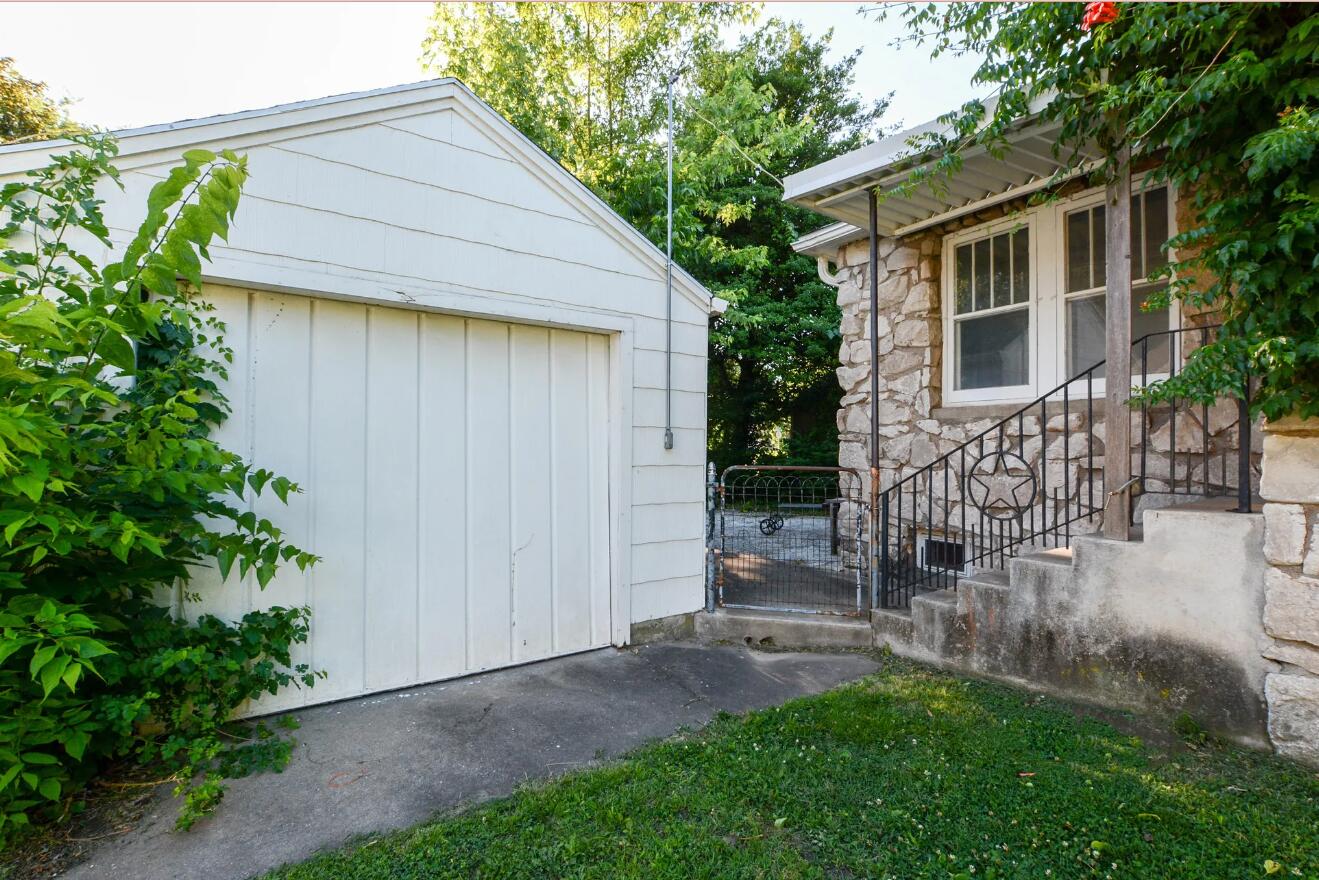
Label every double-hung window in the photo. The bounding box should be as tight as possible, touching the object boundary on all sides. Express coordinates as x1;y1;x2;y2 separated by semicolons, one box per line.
949;225;1032;395
1063;186;1173;377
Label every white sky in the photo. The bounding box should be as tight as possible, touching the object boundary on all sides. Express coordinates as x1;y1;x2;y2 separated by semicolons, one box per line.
4;2;983;135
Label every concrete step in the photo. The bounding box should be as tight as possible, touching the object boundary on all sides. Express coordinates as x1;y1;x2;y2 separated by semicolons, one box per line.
871;606;912;645
909;589;963;658
1009;546;1074;579
695;607;872;650
1134;490;1206;523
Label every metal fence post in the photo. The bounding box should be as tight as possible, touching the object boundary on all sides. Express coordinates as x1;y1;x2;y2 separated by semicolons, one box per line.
1235;377;1253;513
877;493;888;609
705;462;717;612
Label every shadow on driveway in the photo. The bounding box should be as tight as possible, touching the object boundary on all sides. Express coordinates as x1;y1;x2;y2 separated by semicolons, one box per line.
64;642;878;880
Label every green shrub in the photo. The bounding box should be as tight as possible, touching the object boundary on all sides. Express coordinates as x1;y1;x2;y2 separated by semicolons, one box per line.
0;134;320;835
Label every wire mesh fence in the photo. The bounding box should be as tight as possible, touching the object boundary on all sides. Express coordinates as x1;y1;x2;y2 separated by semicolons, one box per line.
709;466;868;615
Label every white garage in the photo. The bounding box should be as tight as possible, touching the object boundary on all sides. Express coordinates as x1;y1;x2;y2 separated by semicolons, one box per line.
0;79;722;712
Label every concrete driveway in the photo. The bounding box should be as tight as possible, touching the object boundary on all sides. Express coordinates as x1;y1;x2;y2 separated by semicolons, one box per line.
63;641;879;880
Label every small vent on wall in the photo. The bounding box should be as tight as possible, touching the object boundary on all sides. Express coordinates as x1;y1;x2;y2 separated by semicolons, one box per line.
917;535;971;577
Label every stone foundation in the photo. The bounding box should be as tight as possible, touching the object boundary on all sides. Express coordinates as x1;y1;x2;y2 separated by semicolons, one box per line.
1259;416;1319;766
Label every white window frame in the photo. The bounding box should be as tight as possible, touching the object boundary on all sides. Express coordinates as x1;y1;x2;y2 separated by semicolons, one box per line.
938;175;1180;408
941;215;1038;405
1050;176;1181;397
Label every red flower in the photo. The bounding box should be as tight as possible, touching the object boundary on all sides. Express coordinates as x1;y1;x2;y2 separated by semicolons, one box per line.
1081;1;1118;31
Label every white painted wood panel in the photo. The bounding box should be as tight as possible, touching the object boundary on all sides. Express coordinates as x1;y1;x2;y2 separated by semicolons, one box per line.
465;320;514;671
633;388;707;429
550;330;593;653
631;539;705;584
587;334;612;647
632;350;707;392
631;503;705;543
418;314;469;680
191;287;614;713
248;294;314;703
305;299;369;703
0;80;718;679
363;306;421;692
509;325;554;663
632;466;707;506
630;575;705;624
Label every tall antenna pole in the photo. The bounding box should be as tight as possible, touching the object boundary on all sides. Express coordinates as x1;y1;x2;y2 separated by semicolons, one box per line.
664;72;676;451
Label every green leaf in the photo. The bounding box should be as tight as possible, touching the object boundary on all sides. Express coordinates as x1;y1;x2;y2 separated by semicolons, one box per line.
11;474;44;503
63;732;90;762
39;655;71;698
36;777;60;802
98;330;138;372
3;515;31;545
0;765;19;792
0;639;26;666
28;645;56;678
182;148;217;165
216;546;238;581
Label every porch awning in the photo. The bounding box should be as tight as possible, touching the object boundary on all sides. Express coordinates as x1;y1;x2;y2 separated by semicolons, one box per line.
784;100;1102;255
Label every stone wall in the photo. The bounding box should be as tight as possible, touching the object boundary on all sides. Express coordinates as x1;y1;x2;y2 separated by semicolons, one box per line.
1259;416;1319;766
825;193;1252;560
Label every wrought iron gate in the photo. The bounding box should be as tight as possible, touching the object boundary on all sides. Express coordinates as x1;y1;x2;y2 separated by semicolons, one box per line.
707;465;868;615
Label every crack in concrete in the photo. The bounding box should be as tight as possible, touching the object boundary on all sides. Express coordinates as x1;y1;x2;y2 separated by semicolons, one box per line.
635;649;710;709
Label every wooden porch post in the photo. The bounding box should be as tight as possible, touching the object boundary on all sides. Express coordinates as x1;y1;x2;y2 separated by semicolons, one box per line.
1102;144;1133;540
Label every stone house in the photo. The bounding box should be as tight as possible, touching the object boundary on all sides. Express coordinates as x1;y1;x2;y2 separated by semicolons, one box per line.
768;110;1318;765
783;117;1248;565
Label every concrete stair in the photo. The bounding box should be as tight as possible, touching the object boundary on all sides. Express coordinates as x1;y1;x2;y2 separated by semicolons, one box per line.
869;499;1271;745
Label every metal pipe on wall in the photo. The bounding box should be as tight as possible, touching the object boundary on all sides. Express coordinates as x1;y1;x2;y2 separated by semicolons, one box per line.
663;73;676;450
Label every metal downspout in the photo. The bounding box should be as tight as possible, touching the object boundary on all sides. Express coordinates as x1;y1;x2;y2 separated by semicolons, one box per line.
868;189;880;610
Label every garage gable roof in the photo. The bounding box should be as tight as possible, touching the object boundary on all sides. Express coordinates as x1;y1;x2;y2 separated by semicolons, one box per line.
0;78;723;315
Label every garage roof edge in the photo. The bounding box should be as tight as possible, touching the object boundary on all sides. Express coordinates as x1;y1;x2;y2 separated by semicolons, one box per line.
0;78;720;317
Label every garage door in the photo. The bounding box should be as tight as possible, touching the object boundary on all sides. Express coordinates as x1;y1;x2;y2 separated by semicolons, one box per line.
193;286;613;712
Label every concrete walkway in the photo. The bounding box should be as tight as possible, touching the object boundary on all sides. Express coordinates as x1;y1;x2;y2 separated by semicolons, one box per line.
63;642;878;880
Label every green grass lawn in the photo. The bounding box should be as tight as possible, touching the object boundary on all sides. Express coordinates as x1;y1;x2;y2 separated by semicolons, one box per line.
264;657;1318;880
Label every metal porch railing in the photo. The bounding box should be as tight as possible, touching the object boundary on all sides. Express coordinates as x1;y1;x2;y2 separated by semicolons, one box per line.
877;325;1257;609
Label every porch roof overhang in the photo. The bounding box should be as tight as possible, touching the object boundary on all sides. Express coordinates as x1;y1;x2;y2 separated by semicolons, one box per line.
786;99;1101;257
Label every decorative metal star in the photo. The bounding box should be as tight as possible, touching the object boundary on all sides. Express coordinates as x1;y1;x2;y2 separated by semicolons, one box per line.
966;450;1037;521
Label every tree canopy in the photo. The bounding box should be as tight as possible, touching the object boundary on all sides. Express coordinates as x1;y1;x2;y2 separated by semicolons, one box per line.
422;3;885;465
893;2;1319;420
0;58;70;143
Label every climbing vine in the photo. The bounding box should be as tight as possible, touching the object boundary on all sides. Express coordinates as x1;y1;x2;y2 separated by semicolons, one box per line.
0;134;320;834
891;2;1319;418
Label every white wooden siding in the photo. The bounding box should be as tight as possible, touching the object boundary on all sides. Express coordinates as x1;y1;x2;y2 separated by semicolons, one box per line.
197;286;616;712
1;85;711;667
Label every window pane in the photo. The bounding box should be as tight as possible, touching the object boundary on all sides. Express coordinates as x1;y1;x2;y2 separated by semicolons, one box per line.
1143;187;1169;276
992;232;1011;308
1091;205;1106;289
1067;293;1107;377
956;308;1029;390
973;238;991;311
1132;285;1171;373
1012;229;1029;303
955;244;973;314
1066;209;1091;292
